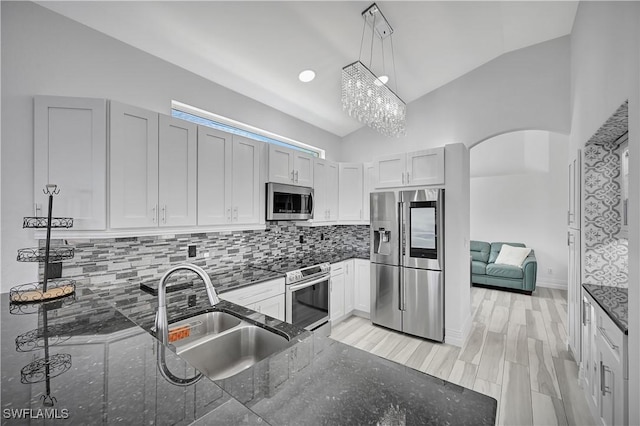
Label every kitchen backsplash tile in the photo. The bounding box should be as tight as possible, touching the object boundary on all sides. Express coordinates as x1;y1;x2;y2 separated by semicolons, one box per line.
583;101;628;288
43;224;369;290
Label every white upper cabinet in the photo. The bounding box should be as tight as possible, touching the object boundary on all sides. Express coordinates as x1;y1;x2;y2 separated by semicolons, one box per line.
268;144;314;186
111;104;197;229
312;159;338;222
374;153;405;188
231;135;261;224
197;128;261;226
339;163;364;221
374;147;445;188
197;127;232;226
34;95;107;230
363;162;375;223
110;101;159;229
158;115;197;227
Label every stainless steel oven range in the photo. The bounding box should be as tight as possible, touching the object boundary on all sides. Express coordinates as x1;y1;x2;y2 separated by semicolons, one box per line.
285;262;331;333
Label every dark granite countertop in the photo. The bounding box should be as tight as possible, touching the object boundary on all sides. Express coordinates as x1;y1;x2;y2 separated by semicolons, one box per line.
583;284;628;334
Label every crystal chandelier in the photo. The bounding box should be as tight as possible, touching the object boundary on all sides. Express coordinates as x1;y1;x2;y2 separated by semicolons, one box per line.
342;3;406;137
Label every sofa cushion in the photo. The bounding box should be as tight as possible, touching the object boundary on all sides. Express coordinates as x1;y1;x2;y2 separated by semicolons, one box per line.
470;240;491;263
472;260;487;275
495;245;532;267
486;263;524;279
489;242;526;264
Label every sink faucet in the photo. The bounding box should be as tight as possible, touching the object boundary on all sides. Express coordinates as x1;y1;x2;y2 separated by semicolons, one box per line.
155;263;219;346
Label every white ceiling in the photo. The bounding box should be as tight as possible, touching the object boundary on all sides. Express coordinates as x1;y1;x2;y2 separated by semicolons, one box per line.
37;1;578;137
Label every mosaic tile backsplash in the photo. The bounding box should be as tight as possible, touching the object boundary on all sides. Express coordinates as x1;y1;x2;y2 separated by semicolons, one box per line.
583;101;628;288
45;224;370;290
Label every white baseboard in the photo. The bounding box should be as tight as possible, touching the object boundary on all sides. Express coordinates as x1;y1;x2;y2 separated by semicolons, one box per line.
537;277;567;290
445;313;472;347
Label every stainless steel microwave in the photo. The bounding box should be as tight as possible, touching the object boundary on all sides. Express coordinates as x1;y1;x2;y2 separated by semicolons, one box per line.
266;183;314;221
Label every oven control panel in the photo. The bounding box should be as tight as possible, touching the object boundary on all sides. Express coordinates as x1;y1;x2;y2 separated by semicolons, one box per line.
286;263;331;284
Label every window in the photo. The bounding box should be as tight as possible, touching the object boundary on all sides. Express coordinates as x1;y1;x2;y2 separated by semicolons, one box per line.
171;101;324;158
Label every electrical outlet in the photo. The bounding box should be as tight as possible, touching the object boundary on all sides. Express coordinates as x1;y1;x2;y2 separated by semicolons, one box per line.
203;252;210;258
320;233;324;241
187;294;197;307
299;235;305;244
188;245;196;258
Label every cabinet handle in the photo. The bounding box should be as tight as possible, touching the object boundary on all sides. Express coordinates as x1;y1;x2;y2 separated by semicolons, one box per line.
34;203;42;217
162;206;167;223
597;326;619;350
233;207;238;221
402;172;405;184
407;172;410;183
295;170;299;183
582;300;588;325
291;170;295;182
227;208;232;222
600;361;611;396
152;205;157;223
567;211;571;226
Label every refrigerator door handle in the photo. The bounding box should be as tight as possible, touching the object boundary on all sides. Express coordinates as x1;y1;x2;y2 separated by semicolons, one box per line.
399;268;405;311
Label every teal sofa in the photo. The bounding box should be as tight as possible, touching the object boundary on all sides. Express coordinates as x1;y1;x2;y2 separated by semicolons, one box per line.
470;241;537;294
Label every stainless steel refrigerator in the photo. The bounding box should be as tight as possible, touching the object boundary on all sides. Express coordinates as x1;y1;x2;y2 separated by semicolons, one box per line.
370;189;444;342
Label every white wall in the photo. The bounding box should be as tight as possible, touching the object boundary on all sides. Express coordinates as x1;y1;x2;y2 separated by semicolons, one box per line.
0;2;342;293
339;36;570;162
570;3;640;424
470;131;569;289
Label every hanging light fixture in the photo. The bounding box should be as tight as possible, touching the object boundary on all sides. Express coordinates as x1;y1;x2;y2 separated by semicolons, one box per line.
342;3;406;137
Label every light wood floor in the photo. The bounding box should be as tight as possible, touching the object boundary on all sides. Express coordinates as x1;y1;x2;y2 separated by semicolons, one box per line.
330;286;598;426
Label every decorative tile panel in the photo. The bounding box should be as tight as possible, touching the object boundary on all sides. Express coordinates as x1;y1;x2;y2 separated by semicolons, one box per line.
43;224;370;290
583;101;628;288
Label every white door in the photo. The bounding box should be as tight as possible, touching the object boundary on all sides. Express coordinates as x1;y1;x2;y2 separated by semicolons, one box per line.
362;162;375;223
568;150;581;228
339;163;364;221
326;161;339;221
293;151;314;187
354;259;371;314
313;159;328;221
330;272;345;322
406;147;445;186
197;126;232;225
158;115;197;227
34;95;107;230
374;153;405;188
268;145;294;184
344;260;355;315
110;102;159;229
231;135;261;224
568;228;581;360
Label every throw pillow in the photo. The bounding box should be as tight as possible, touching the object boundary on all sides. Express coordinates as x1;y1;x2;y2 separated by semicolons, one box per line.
494;244;531;268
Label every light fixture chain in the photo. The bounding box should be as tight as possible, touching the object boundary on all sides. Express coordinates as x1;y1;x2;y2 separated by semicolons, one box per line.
358;16;367;62
391;34;398;94
369;11;376;69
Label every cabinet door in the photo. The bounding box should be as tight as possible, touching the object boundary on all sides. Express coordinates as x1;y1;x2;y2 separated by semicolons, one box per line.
568;150;581;228
34;95;107;230
253;294;285;322
598;344;626;426
313;159;328;222
338;163;364;221
232;135;261;224
344;260;355;315
110;102;159;229
568;229;581;360
583;296;600;412
354;259;371;314
197;126;232;225
330;272;345;323
362;162;375;223
326;161;339;221
406;147;445;186
268;145;294;184
293;151;314;187
374;153;405;188
158;115;197;227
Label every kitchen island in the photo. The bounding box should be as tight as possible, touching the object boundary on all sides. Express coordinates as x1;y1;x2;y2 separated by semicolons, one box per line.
2;271;496;425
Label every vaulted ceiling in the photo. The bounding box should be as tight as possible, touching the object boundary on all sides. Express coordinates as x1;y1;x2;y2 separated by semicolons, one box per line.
37;1;578;137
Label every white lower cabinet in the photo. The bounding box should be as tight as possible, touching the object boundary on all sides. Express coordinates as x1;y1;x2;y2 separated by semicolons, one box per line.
344;260;355;315
219;278;285;322
354;259;371;315
581;291;628;426
330;262;345;323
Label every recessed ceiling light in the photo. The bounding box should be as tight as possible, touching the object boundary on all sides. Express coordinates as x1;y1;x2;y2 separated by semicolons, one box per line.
298;69;316;83
374;75;389;86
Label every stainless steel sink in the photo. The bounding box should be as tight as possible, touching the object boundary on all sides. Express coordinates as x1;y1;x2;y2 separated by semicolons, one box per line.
173;317;289;381
169;311;241;343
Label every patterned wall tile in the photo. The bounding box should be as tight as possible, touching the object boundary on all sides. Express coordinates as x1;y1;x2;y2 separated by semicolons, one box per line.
583;101;628;288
